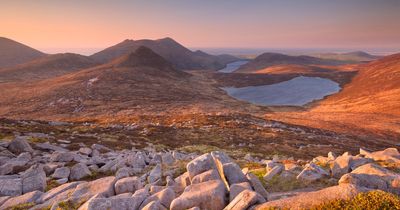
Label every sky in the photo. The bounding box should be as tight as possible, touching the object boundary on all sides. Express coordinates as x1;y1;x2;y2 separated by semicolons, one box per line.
1;0;399;55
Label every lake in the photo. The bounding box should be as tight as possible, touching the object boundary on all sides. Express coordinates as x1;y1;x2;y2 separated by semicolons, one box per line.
218;60;249;73
222;76;341;106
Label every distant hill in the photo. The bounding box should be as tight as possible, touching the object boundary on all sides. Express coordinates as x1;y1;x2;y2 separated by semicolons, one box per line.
0;53;98;82
0;47;244;120
236;53;344;73
313;51;380;62
0;37;46;68
90;37;238;70
268;53;400;136
315;53;400;116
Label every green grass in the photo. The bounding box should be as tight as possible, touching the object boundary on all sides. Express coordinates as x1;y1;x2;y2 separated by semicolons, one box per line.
249;167;335;193
310;190;400;210
9;202;35;210
46;179;61;192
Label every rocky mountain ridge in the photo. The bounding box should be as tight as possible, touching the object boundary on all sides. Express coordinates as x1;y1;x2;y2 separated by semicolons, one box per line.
0;135;399;209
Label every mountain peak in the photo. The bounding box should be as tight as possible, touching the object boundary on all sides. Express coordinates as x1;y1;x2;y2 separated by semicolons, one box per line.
114;46;174;69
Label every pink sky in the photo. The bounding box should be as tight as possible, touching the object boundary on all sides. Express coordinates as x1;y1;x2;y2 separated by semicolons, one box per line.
1;0;399;54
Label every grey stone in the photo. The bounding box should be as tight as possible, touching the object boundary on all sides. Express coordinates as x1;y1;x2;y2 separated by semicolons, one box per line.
52;167;70;179
140;187;175;209
0;190;43;209
70;176;117;203
0;178;22;196
170;180;227;210
186;153;216;180
225;189;266;210
191;169;220;184
7;136;33;155
114;176;142;194
22;164;47;193
223;162;248;185
148;164;162;184
263;165;283;181
230;182;252;201
70;163;91;181
246;173;269;200
297;163;329;182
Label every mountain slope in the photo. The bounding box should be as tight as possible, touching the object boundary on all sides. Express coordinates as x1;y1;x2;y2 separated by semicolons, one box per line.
0;37;46;68
0;53;98;82
268;53;400;136
0;47;247;120
91;38;238;70
236;53;345;73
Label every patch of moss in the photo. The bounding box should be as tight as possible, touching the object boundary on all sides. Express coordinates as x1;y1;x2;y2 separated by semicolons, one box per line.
179;144;222;154
311;190;400;210
9;202;35;210
56;200;80;210
27;136;47;143
46;179;61;192
250;168;267;186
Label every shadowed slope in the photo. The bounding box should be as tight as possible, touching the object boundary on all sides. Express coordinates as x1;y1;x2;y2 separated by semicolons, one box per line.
0;53;98;82
0;37;46;68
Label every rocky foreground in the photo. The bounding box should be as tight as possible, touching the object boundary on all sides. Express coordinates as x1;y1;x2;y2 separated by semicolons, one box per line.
0;136;399;209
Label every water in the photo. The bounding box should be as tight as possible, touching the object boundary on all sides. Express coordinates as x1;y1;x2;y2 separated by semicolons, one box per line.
222;76;341;106
218;60;249;73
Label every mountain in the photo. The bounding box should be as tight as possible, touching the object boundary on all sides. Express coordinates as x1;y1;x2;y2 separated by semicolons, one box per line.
0;46;244;120
0;53;98;82
268;53;400;136
313;51;381;62
314;53;400;115
90;37;238;70
236;53;344;73
0;37;46;68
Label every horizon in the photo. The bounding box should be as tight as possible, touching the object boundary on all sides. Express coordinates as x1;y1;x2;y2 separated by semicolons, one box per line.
2;0;400;55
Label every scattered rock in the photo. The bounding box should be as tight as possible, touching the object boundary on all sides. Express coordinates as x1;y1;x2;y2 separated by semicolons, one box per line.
230;182;252;201
0;177;22;196
191;169;220;184
140;187;175;209
142;200;167;210
22;164;47;193
263;165;283;181
7;136;33;155
223;162;248;185
0;190;43;209
252;184;369;210
69;163;91;181
170;180;227;210
148;164;162;184
70;176;117;203
114;176;142;194
225;189;266;210
79;147;93;156
50;151;75;162
246;173;269;200
297;163;328;182
52;167;70;179
186;153;216;180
